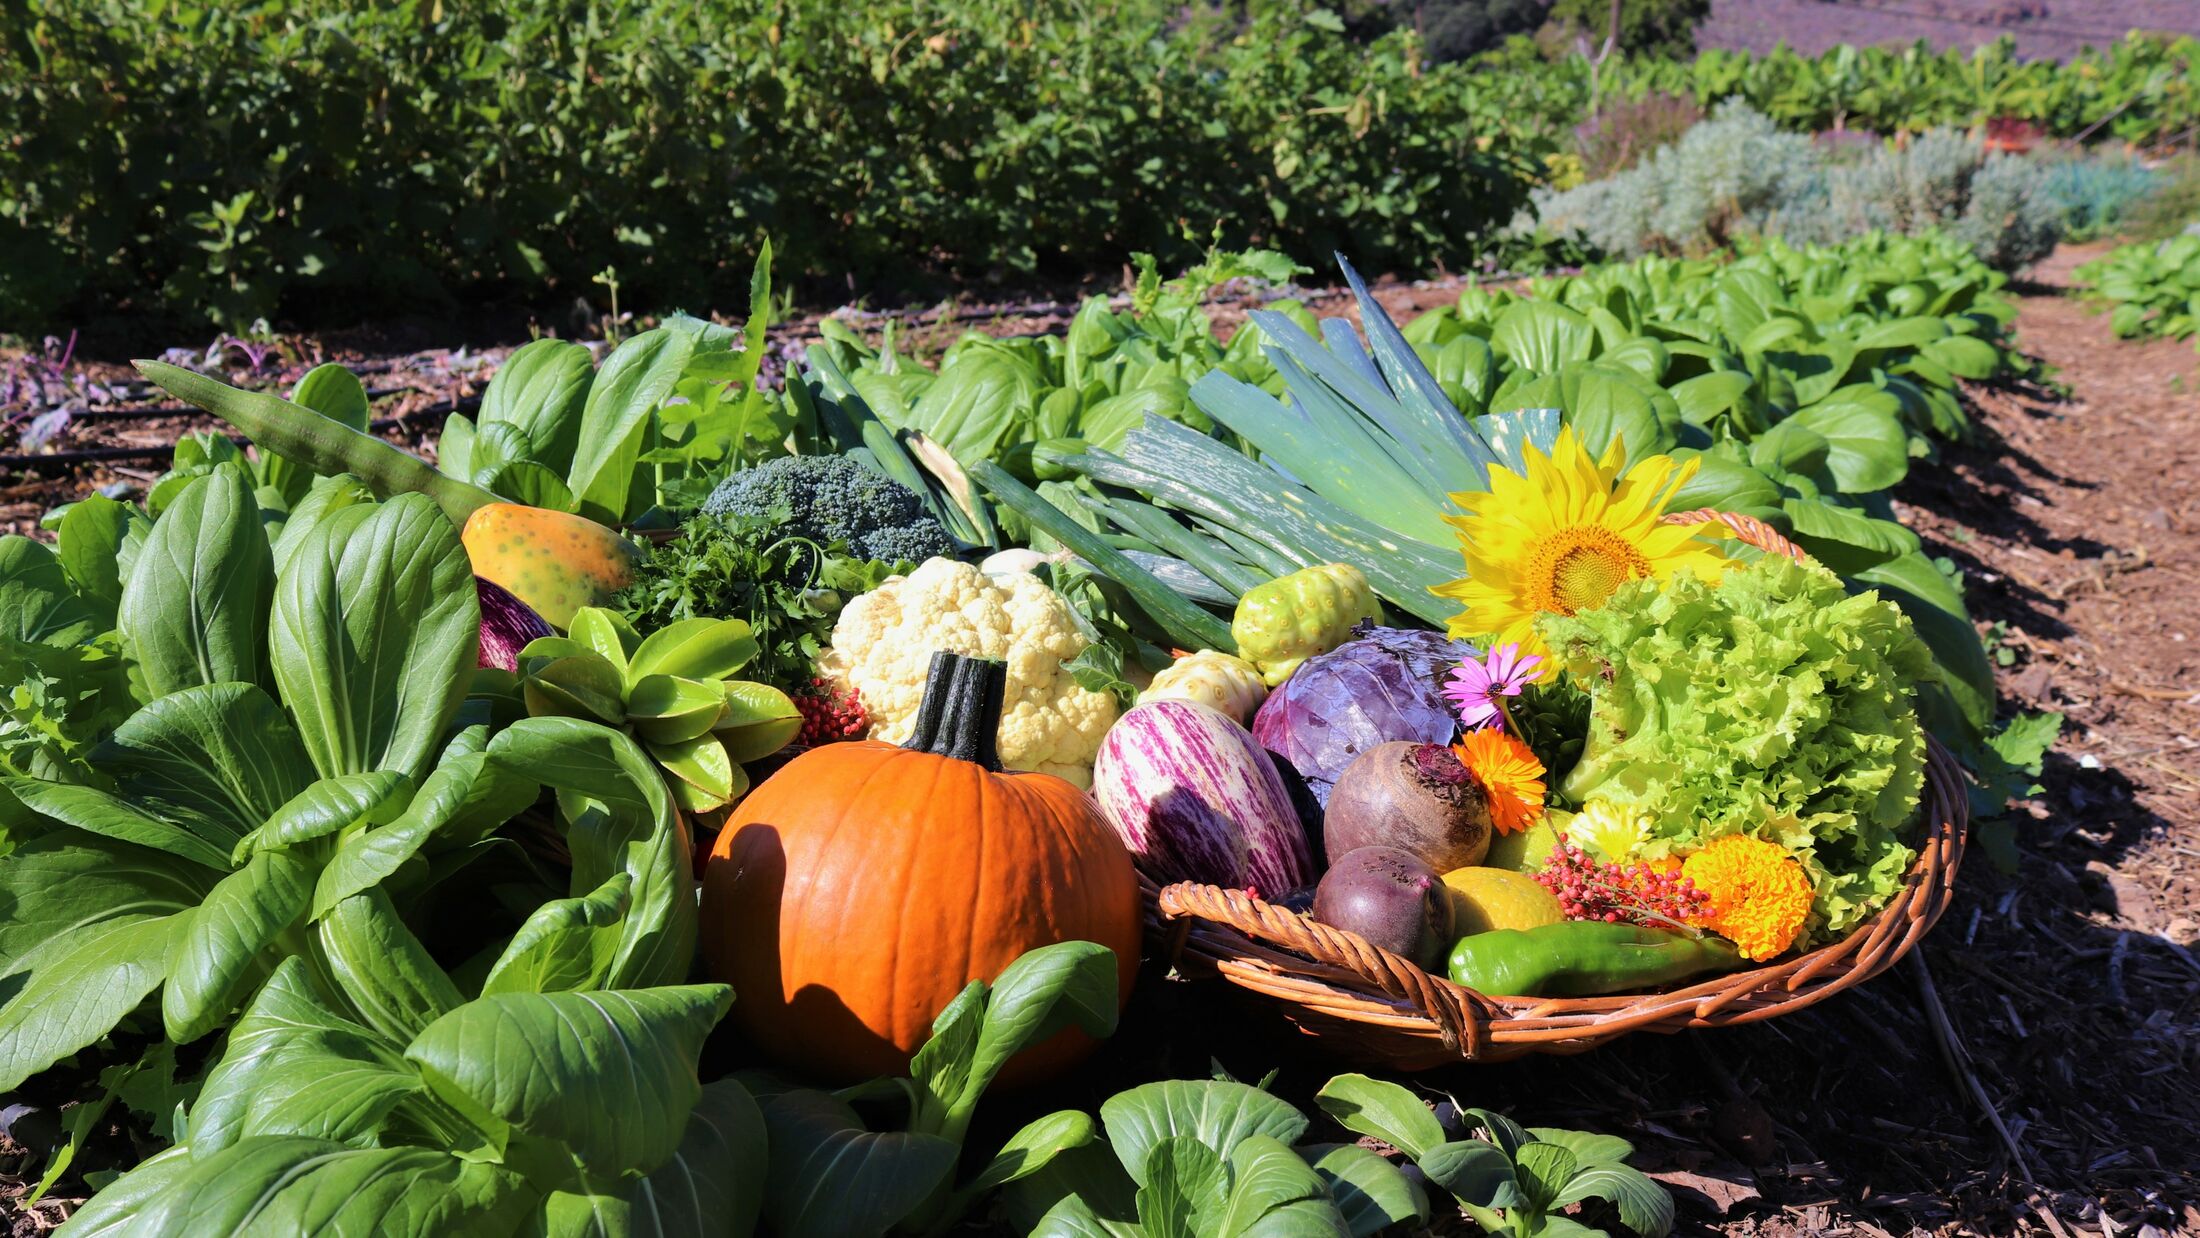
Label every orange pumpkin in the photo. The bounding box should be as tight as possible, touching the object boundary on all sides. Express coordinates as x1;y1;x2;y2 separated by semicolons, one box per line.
700;652;1140;1084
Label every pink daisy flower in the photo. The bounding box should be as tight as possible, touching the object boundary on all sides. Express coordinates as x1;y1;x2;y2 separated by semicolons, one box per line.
1441;642;1543;731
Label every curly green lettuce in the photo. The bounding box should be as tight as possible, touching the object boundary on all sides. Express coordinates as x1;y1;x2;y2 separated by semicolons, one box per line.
1539;555;1937;939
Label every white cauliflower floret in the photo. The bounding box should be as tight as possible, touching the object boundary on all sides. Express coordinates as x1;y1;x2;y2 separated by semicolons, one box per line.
816;557;1119;787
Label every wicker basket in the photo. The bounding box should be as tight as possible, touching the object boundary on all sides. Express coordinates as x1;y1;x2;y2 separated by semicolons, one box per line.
1140;508;1972;1069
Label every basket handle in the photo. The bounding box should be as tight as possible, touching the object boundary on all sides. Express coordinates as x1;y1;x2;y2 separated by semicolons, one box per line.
1660;507;1809;563
1155;882;1497;1058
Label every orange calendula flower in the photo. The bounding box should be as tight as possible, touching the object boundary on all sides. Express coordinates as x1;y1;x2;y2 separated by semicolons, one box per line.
1681;835;1814;962
1453;729;1547;835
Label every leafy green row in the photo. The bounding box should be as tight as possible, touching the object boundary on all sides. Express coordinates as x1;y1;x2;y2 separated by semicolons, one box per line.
0;464;748;1229
2075;232;2200;348
1475;33;2200;149
804;251;1311;470
976;234;2022;744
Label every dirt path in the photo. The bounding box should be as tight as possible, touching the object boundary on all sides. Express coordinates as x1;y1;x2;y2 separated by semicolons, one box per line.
1867;241;2200;1231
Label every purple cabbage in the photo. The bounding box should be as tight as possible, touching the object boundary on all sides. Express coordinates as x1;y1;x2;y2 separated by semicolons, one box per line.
476;576;554;670
1251;626;1470;806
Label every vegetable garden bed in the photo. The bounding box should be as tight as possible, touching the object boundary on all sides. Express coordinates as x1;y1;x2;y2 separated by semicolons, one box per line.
2;242;2197;1238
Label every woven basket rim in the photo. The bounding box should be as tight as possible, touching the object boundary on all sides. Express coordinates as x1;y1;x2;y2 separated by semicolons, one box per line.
1141;506;1971;1066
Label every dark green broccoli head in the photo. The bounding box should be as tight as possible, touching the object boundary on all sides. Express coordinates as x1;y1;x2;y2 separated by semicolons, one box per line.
703;454;954;564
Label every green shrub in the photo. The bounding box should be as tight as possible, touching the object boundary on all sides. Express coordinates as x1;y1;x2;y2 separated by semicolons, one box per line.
1523;102;1822;257
1528;102;2070;269
1543;0;1711;59
2116;153;2200;242
0;0;1542;331
1940;156;2067;271
1771;128;2066;269
2076;233;2200;346
2027;149;2161;243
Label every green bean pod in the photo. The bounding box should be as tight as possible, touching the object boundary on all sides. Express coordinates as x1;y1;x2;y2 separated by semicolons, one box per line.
1446;922;1745;997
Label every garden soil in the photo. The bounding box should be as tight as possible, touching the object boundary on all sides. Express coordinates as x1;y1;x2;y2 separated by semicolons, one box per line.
4;246;2198;1236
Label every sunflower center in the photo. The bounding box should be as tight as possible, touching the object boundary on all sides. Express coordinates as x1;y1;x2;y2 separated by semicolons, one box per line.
1526;526;1651;616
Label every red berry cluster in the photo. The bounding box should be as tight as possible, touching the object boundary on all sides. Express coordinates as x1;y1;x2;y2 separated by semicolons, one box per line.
1534;839;1711;928
794;678;868;745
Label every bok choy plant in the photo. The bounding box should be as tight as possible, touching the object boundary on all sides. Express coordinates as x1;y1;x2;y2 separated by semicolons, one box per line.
2;464;750;1232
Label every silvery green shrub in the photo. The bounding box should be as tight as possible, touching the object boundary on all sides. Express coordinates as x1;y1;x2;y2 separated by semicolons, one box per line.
1527;102;2070;269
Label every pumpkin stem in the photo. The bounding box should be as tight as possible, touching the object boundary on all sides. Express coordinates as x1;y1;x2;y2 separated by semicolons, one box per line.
902;652;1006;770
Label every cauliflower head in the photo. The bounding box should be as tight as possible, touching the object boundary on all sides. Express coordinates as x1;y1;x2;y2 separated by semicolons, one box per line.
816;557;1119;787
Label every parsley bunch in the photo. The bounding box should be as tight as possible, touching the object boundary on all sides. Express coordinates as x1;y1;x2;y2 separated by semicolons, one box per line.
614;510;902;692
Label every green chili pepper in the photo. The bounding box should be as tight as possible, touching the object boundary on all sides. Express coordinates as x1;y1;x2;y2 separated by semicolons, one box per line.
1446;922;1745;997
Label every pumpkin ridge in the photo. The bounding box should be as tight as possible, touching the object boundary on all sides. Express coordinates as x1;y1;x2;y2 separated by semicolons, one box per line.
961;756;988;1041
811;746;901;1040
1050;788;1093;938
891;748;954;1051
1012;778;1071;939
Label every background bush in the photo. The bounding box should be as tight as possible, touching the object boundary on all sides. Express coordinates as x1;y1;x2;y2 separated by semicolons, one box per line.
2030;149;2175;242
1542;0;1710;59
1570;90;1703;181
7;1;2194;334
0;0;1543;332
1417;0;1551;65
1526;102;2143;269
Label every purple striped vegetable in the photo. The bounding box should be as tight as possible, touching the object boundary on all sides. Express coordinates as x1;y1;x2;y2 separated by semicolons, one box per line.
1091;698;1314;894
476;576;555;671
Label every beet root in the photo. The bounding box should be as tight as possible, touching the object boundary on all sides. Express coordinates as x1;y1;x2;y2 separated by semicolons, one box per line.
1322;741;1493;871
1310;845;1454;969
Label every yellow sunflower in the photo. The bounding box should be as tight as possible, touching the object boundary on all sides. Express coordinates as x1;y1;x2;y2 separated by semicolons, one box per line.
1432;428;1731;660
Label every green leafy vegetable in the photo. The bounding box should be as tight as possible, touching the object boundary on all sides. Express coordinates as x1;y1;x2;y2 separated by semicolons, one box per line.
1008;1073;1431;1238
1315;1074;1672;1238
510;606;801;814
1542;555;1938;937
2076;233;2200;350
744;940;1126;1238
615;511;899;692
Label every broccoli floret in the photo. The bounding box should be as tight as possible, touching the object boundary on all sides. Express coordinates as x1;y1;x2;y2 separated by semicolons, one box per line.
703;454;954;564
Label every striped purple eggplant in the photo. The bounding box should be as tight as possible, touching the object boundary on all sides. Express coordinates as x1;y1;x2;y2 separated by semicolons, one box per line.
476;576;555;671
1091;698;1314;894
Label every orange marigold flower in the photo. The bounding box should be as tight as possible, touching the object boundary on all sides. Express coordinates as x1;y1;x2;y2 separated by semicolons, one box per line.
1453;729;1547;835
1681;835;1814;962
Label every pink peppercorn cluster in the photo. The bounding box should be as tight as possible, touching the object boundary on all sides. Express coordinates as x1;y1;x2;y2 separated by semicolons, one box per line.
794;678;868;746
1534;839;1712;928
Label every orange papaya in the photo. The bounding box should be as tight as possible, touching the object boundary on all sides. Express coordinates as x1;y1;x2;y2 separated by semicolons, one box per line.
461;504;639;628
